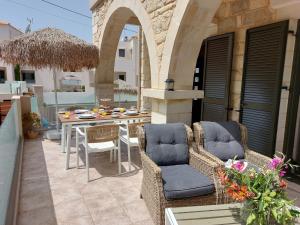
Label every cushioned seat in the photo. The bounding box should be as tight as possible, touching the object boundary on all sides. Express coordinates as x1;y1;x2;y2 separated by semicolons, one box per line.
144;123;189;166
160;164;215;200
201;121;244;161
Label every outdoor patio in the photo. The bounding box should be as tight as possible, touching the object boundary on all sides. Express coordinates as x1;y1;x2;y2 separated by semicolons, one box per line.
17;137;300;225
17;138;154;225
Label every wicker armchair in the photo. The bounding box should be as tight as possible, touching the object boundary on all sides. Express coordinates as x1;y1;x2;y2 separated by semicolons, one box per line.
193;121;272;170
137;124;223;225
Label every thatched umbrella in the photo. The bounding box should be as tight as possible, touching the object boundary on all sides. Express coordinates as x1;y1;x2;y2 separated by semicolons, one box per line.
0;28;99;133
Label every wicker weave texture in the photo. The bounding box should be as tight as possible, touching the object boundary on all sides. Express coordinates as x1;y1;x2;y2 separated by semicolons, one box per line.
87;124;119;143
137;125;222;225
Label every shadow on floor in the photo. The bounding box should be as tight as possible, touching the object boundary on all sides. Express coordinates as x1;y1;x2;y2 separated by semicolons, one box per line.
18;138;58;225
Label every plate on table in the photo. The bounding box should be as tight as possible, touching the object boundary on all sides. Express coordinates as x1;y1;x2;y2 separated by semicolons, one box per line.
124;110;139;116
78;113;96;119
74;109;89;114
111;114;120;118
140;111;148;114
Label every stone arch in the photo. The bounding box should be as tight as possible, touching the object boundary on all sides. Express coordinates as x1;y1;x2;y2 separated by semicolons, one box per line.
160;0;221;90
94;0;159;101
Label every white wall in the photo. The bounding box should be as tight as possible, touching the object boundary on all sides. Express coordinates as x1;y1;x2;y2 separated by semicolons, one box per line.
114;36;139;87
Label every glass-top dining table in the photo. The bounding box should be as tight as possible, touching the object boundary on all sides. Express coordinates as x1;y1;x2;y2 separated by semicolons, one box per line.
58;111;151;169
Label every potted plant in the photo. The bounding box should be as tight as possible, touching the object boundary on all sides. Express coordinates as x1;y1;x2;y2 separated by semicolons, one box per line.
23;112;41;139
218;154;300;225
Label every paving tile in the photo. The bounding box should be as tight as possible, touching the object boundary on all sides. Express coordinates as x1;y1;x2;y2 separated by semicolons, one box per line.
57;215;94;225
18;206;58;225
83;191;119;215
124;200;152;223
54;198;91;223
91;206;132;225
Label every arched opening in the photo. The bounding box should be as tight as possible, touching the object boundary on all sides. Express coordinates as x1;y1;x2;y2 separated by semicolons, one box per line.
161;0;221;90
94;1;157;110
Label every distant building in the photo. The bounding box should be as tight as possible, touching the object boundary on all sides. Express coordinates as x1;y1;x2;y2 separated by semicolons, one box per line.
114;35;139;88
0;21;139;94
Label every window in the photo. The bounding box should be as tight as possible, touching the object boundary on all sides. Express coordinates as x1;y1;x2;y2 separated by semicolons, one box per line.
21;71;35;84
119;49;125;57
119;74;126;81
0;69;6;83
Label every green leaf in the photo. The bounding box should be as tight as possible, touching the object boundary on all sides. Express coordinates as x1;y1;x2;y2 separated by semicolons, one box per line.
270;191;276;197
246;213;256;225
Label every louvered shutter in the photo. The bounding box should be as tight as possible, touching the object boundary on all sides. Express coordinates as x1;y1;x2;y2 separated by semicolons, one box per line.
240;21;288;157
202;33;234;121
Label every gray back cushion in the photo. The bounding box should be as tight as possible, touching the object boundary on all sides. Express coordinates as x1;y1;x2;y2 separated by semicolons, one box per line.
201;121;244;161
144;123;189;166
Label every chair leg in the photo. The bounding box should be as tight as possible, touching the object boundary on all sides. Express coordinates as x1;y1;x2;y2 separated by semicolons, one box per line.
76;130;79;168
86;152;89;182
110;150;113;163
127;143;131;171
118;139;121;174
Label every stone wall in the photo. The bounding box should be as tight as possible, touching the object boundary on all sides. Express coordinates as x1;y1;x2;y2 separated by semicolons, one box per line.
213;0;297;152
92;0;177;73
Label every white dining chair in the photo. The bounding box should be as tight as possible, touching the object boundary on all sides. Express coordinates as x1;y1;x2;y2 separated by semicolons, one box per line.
119;121;148;171
76;124;120;182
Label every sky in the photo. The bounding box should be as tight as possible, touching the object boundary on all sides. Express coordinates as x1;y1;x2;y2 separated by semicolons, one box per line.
0;0;138;43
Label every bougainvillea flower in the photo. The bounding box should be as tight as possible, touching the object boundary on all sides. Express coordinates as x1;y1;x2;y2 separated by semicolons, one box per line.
268;156;283;170
279;169;286;177
232;161;247;172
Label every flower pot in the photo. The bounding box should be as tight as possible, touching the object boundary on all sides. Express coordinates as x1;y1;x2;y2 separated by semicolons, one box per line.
26;130;39;139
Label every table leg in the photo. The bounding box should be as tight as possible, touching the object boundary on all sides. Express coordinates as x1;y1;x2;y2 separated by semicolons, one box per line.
65;124;72;170
61;124;66;153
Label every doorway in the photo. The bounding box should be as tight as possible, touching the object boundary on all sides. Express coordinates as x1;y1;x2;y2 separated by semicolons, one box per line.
192;32;234;123
240;21;289;157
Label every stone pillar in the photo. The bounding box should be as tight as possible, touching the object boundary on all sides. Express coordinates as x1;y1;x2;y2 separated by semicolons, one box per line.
151;99;193;125
140;33;152;111
32;85;44;116
95;83;114;106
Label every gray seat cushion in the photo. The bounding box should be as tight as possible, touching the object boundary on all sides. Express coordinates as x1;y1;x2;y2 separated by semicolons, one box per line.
201;121;244;161
160;164;215;200
144;123;189;166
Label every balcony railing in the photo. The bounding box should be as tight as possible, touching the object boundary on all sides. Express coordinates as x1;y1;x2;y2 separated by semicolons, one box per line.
0;101;22;225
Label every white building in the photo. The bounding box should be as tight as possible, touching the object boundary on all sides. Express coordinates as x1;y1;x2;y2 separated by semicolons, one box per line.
0;21;139;95
114;35;139;88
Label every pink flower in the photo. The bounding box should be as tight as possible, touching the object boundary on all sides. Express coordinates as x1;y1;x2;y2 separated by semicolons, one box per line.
268;157;283;170
279;169;286;177
232;161;247;172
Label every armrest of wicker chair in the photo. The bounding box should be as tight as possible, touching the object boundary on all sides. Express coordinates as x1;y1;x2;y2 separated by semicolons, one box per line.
245;148;272;169
189;149;224;203
140;151;164;224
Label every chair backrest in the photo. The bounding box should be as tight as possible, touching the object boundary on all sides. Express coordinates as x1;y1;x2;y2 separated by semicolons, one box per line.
199;121;245;161
86;124;119;143
127;121;148;138
144;123;189;166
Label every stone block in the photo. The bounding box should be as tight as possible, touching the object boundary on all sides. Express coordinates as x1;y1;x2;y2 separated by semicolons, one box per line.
215;2;231;18
230;0;249;15
241;8;273;27
218;16;237;33
248;0;268;10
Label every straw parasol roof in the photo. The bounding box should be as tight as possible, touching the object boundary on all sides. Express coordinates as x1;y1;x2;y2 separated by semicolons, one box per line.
0;28;99;70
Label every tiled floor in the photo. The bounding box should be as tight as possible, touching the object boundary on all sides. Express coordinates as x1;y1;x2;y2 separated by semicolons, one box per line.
18;138;153;225
17;138;300;225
